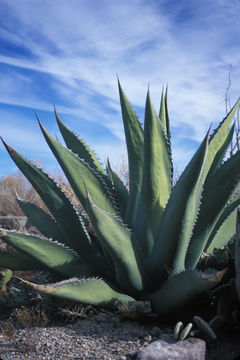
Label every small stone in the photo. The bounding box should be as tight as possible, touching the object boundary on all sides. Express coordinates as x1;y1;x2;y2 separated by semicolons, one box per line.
136;337;206;360
150;327;162;337
120;356;127;360
128;349;139;358
144;335;152;343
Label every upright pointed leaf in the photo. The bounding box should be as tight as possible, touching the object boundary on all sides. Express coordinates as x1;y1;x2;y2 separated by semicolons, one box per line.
150;131;208;281
164;86;171;143
118;80;144;226
159;88;166;133
55;109;107;179
38;121;117;215
205;98;240;178
186;150;240;269
86;190;150;295
159;87;171;143
106;158;128;218
207;124;235;177
134;91;172;257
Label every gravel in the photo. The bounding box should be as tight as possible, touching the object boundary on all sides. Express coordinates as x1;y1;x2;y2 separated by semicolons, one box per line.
0;309;172;359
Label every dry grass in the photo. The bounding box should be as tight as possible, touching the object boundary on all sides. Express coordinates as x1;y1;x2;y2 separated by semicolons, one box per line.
0;169;84;231
0;320;15;338
0;172;45;217
0;306;48;342
14;307;48;327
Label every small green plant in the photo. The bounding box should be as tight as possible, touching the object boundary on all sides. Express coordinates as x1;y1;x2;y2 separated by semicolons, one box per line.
0;81;240;315
193;316;217;340
173;321;193;341
174;316;217;341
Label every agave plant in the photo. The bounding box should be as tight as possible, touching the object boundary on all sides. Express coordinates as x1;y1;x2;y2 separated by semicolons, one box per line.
0;81;240;315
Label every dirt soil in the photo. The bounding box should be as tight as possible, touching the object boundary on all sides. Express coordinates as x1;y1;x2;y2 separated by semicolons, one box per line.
0;270;239;359
0;303;239;360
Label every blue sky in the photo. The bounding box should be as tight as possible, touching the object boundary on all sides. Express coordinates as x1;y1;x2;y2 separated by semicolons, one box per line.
0;0;239;179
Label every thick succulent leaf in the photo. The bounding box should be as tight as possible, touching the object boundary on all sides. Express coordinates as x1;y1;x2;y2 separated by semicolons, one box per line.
207;124;234;177
163;87;172;177
148;268;226;314
38;121;117;215
186;150;240;269
164;87;171;142
1;139;110;277
159;87;171;143
205;98;240;178
20;277;134;305
205;211;237;254
17;198;65;243
159;89;167;134
55;109;107;179
0;230;94;278
0;140;75;245
235;210;240;302
86;190;149;296
149;131;208;280
118;80;144;226
1;140;82;246
0;250;46;271
106;158;128;218
205;195;240;253
134;91;172;257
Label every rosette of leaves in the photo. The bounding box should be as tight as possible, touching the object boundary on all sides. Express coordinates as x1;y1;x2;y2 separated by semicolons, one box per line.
0;81;240;315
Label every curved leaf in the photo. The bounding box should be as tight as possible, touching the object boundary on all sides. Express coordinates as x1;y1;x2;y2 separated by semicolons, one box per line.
17;198;65;243
0;230;94;278
204;194;240;253
55;109;107;179
148;268;226;314
38;121;117;215
0;250;46;271
207;124;234;177
205;98;240;178
20;277;134;305
1;139;110;278
118;80;144;227
186;150;240;269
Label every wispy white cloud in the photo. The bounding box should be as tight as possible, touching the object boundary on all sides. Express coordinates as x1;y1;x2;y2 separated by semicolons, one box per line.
0;0;239;176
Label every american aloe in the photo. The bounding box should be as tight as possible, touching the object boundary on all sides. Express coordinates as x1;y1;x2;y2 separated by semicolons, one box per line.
0;81;240;315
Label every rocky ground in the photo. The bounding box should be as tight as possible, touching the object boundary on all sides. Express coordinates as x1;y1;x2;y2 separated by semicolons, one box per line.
0;301;239;360
0;267;239;359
